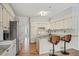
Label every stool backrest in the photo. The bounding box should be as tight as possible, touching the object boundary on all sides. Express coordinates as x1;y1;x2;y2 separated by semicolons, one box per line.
64;34;72;42
50;35;60;45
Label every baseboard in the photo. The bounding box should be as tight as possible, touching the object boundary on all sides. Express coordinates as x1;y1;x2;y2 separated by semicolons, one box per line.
30;42;36;44
39;51;49;55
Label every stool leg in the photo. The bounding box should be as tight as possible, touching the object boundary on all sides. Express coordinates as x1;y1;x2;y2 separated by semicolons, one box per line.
49;43;57;56
61;41;69;55
64;41;66;53
53;43;54;55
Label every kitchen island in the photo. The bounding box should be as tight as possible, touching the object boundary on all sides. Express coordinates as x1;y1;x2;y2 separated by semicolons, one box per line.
36;34;75;55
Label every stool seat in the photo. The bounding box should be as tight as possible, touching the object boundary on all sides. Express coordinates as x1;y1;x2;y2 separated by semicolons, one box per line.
61;34;72;55
64;35;72;42
49;35;60;45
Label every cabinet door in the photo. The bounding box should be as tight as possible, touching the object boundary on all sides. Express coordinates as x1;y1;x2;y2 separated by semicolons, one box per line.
9;15;14;21
12;44;16;56
54;21;64;29
53;22;56;29
2;51;9;56
0;22;3;41
2;46;14;56
2;8;7;29
63;17;72;29
6;11;9;29
8;46;14;56
2;49;11;56
0;5;3;41
2;8;9;30
0;5;2;22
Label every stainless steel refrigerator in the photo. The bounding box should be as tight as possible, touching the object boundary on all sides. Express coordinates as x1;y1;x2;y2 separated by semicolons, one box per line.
10;21;19;54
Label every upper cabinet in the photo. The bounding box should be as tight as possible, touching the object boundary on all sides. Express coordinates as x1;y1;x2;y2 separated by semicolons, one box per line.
50;6;77;30
9;15;14;21
2;8;9;30
0;5;3;41
0;4;15;40
0;5;2;22
1;4;15;30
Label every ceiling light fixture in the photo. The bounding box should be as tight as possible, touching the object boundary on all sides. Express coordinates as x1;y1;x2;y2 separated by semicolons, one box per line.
38;11;48;16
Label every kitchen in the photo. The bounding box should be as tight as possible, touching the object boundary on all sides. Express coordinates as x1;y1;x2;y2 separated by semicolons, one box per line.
0;3;79;56
0;4;19;56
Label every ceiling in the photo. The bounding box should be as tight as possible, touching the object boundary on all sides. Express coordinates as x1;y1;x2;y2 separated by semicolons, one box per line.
10;3;79;22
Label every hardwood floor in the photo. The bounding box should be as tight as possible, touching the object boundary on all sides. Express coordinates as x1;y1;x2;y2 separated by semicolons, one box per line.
29;43;38;56
17;43;79;56
17;42;38;56
39;49;79;56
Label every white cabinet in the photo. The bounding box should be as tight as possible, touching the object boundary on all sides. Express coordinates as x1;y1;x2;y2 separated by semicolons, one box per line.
0;40;17;56
2;8;7;29
12;44;16;56
2;50;10;56
2;44;16;56
9;15;14;21
6;12;9;28
51;7;74;30
2;45;13;56
0;24;3;41
2;4;14;30
51;22;56;29
2;8;9;30
52;17;72;30
0;5;2;22
0;5;3;41
55;20;64;29
0;4;15;41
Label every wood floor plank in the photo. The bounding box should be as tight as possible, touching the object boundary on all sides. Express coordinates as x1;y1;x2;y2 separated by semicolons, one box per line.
17;43;79;56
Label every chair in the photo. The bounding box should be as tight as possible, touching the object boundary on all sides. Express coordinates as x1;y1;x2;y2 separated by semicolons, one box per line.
49;35;60;56
61;34;72;55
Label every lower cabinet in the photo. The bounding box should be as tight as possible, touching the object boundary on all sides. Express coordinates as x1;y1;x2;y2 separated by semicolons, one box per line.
12;44;16;56
2;50;11;56
2;44;16;56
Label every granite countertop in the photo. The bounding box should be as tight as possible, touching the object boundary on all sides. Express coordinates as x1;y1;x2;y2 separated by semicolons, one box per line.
36;34;78;40
0;45;10;55
0;40;14;42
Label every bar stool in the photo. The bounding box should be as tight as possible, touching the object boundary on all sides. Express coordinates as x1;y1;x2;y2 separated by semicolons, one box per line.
49;35;60;56
61;34;72;55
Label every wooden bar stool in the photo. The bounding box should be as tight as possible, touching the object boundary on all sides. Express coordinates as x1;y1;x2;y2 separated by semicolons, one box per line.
61;34;72;55
49;35;60;56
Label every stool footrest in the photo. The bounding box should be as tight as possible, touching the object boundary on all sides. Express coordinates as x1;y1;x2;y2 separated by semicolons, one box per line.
61;51;69;55
49;54;57;56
